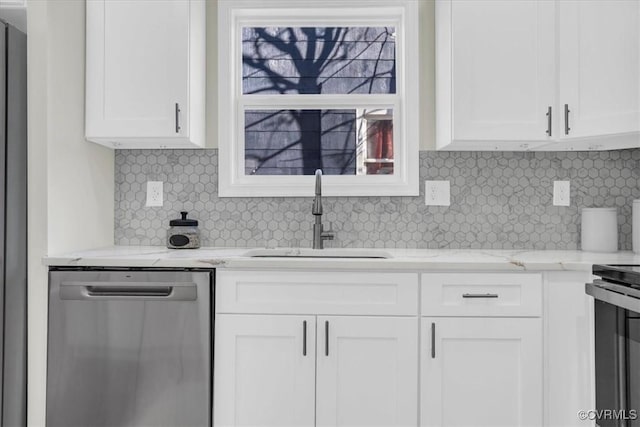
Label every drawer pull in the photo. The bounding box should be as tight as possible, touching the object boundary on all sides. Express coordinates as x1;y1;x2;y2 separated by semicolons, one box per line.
175;102;181;133
303;320;307;356
431;322;436;359
325;321;329;356
546;106;552;136
462;293;499;299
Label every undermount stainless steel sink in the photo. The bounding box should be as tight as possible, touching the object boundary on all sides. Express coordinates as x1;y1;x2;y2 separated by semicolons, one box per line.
243;248;393;259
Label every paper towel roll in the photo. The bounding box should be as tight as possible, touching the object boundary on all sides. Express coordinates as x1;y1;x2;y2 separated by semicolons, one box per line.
581;208;618;253
633;200;640;254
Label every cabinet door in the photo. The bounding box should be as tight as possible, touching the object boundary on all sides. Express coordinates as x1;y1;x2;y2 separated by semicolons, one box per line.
545;273;595;427
214;314;316;427
557;0;640;140
86;0;189;139
421;317;542;427
444;0;555;144
316;316;418;427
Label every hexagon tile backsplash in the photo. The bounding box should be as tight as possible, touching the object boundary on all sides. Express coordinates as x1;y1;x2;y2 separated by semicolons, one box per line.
115;149;640;250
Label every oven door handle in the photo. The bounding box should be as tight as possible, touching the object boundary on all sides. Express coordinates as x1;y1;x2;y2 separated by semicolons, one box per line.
586;280;640;312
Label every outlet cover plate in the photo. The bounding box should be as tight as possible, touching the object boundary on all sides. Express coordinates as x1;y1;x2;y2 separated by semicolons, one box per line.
146;181;163;207
425;180;450;206
553;181;570;206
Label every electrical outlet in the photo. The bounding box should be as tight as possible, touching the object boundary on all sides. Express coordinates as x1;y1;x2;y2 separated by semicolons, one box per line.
425;180;450;206
553;181;570;206
146;181;163;207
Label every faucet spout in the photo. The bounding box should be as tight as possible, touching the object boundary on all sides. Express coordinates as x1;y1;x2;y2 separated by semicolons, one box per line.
315;169;322;196
311;169;334;249
312;169;322;215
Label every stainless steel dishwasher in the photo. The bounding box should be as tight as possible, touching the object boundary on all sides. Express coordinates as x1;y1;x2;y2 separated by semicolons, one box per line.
46;269;212;427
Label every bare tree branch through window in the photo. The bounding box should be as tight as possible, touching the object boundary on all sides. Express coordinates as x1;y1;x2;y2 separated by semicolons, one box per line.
242;27;396;176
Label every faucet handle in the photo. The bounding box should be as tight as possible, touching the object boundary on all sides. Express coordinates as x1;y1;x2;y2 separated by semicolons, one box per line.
321;222;335;241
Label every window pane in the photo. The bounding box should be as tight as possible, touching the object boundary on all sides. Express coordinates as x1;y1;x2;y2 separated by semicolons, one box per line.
244;108;394;176
242;27;396;95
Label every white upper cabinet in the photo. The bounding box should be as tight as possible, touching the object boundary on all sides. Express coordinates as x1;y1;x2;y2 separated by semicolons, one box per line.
85;0;205;149
437;0;555;150
440;1;556;150
551;0;640;150
437;0;640;151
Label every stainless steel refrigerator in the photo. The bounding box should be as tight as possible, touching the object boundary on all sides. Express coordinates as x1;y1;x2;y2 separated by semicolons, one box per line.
0;21;27;427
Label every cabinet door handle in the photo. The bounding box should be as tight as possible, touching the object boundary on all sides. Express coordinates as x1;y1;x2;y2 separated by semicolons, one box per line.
546;106;552;136
564;104;570;135
303;320;307;356
175;102;181;133
325;320;329;356
431;322;436;359
462;293;499;299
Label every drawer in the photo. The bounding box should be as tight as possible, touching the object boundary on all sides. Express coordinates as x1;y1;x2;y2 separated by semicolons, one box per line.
216;270;419;315
421;273;542;317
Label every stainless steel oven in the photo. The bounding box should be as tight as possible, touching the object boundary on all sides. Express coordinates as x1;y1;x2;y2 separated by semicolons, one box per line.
587;265;640;426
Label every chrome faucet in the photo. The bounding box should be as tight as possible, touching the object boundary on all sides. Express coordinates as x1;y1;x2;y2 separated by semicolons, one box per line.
312;169;334;249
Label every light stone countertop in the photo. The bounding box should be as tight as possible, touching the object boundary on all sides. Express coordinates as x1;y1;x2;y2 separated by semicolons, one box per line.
43;246;640;272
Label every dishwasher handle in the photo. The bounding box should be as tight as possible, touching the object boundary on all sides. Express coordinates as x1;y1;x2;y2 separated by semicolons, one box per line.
59;282;198;301
86;286;172;297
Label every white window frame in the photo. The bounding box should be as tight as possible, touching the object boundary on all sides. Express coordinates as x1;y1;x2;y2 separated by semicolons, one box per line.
218;0;419;197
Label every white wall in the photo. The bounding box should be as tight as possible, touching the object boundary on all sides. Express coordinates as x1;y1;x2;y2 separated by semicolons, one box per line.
26;2;48;424
46;0;114;254
420;0;436;150
27;1;115;425
206;0;219;150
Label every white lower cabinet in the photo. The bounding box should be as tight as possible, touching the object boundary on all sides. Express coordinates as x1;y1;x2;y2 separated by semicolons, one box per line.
214;313;418;427
214;314;316;427
421;317;543;427
316;316;418;427
544;271;595;427
214;270;591;427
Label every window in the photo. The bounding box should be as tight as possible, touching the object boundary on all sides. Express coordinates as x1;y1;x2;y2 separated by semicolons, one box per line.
218;0;419;197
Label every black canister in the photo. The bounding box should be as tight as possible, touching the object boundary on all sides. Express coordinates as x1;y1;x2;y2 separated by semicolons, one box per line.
167;211;201;249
